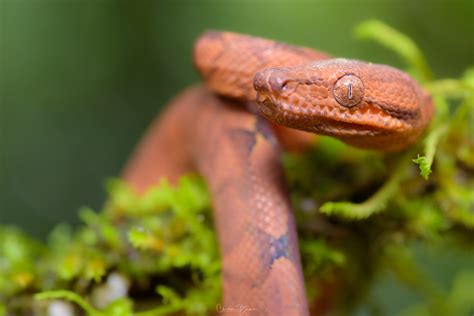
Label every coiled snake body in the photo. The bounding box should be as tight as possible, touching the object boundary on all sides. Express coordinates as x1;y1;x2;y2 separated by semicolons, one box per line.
123;32;434;315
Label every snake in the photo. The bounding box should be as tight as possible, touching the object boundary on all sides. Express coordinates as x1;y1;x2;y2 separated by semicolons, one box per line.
122;31;434;315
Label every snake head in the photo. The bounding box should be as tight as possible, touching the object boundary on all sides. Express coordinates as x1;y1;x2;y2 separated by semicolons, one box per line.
253;59;434;151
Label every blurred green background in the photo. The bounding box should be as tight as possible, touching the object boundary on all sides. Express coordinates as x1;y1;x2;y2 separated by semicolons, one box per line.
1;0;473;315
1;0;472;237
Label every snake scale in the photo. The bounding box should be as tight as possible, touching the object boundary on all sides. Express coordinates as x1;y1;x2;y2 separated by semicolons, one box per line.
123;31;434;315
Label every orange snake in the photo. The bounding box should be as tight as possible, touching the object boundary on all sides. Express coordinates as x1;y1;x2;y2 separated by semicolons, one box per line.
123;32;434;315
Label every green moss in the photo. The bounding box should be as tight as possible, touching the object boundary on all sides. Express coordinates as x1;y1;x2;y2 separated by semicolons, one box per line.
1;20;473;316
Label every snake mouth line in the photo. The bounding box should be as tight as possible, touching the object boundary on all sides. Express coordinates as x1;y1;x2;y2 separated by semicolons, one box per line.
256;91;405;137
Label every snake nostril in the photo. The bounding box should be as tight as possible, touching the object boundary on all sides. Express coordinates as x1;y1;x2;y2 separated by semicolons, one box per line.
268;75;288;93
253;71;269;92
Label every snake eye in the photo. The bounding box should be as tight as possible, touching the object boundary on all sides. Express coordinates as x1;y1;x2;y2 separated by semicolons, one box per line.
333;74;364;107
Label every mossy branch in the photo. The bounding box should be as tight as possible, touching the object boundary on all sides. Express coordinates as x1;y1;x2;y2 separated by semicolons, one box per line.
35;290;187;316
35;291;105;316
320;152;413;219
134;305;185;316
355;19;432;82
425;79;474;99
2;19;474;316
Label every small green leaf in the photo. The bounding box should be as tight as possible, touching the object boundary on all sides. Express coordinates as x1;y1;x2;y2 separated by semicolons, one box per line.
57;253;82;281
103;298;134;316
35;290;104;316
84;257;107;282
413;123;448;180
128;226;163;252
156;285;181;305
412;155;432;180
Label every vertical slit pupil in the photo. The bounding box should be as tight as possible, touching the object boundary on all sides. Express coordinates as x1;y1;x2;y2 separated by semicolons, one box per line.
348;84;353;100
